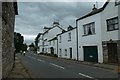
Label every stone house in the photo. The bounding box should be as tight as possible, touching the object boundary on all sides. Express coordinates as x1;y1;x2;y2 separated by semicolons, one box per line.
1;2;18;78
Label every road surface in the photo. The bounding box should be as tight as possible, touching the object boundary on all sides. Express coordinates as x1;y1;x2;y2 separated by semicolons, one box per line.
17;51;118;79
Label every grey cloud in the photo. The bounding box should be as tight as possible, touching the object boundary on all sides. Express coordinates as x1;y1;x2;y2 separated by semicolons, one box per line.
15;1;104;44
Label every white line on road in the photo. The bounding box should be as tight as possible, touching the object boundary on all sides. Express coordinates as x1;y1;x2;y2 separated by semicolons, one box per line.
37;59;45;62
78;73;98;80
50;63;65;69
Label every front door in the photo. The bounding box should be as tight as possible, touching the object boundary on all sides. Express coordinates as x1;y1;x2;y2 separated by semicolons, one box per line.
107;43;118;63
50;47;54;54
70;48;72;59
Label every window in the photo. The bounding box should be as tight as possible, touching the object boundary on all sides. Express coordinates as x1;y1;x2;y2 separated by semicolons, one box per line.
59;35;62;43
59;49;62;57
65;49;67;56
49;41;51;45
115;0;120;6
83;22;95;36
68;33;71;41
53;40;55;46
106;17;119;31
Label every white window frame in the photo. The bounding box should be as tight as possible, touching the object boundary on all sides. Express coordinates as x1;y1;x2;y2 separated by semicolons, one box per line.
83;22;95;36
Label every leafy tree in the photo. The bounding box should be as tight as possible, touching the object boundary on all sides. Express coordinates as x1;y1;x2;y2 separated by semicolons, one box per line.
14;32;24;53
29;43;34;48
21;43;28;52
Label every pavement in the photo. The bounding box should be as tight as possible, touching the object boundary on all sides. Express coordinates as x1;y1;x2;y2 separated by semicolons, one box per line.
6;56;31;79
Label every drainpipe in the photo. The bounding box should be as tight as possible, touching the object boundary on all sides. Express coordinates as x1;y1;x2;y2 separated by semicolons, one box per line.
76;20;79;60
57;37;58;57
42;35;44;53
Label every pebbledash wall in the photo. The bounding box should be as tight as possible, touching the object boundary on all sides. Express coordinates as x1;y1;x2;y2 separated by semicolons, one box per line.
2;2;18;78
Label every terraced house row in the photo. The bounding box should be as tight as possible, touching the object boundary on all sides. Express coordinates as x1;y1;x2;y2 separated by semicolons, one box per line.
38;0;120;64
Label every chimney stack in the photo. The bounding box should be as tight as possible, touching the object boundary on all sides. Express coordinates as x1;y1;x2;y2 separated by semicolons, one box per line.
92;4;97;11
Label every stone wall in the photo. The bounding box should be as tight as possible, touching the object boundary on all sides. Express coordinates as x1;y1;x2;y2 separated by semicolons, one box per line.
118;3;120;65
2;2;16;78
0;2;2;79
102;40;120;64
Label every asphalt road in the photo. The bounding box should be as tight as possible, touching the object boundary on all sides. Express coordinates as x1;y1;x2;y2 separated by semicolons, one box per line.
17;51;118;79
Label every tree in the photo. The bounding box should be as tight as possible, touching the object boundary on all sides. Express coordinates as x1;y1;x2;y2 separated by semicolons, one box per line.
14;32;24;53
29;43;34;48
21;43;28;52
29;43;35;51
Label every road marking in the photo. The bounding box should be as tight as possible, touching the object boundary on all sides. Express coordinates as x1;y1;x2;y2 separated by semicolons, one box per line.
37;59;45;62
27;56;36;60
78;73;98;80
50;63;65;69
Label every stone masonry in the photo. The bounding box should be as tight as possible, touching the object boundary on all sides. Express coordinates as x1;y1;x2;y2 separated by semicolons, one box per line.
0;2;2;79
1;2;18;78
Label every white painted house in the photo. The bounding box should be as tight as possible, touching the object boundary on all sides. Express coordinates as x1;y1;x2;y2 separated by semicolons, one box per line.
77;5;103;63
76;0;120;63
101;0;120;63
48;37;58;55
57;25;77;60
38;33;44;53
42;22;65;55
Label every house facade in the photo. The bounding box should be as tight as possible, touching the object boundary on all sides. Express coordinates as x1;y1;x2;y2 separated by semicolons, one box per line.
38;33;44;53
48;37;58;55
77;8;103;63
57;26;77;60
101;0;120;63
77;0;120;63
42;22;65;55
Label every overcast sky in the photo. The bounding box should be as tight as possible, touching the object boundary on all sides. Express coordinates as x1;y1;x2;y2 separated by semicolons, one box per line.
15;1;106;45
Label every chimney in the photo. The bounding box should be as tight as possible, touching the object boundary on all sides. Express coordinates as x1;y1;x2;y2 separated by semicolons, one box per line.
92;4;97;11
53;21;60;27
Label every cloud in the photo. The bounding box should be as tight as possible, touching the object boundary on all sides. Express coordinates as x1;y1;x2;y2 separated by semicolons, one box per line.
15;1;106;44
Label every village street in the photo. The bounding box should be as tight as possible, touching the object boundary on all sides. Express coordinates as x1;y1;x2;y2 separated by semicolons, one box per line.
17;51;118;79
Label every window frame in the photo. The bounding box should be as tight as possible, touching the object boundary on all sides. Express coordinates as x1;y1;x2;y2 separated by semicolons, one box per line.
59;35;62;43
82;22;95;36
68;32;71;41
106;17;119;31
115;0;120;6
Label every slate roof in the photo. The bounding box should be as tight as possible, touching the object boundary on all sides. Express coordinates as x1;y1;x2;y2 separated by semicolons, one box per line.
43;25;66;35
48;37;57;42
76;0;110;21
